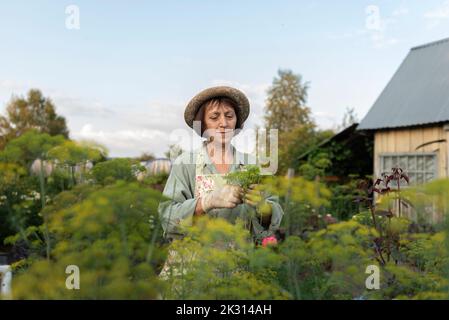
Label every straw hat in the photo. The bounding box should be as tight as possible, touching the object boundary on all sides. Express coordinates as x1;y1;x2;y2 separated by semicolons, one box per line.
184;86;250;133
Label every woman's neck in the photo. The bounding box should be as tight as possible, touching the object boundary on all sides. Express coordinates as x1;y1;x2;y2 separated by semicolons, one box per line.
206;141;234;166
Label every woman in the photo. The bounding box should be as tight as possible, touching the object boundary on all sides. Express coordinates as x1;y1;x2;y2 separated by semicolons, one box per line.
158;86;284;244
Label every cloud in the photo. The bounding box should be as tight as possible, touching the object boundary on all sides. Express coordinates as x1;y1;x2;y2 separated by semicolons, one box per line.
0;80;116;119
120;101;186;133
68;99;196;157
327;29;367;40
312;111;339;131
2;76;340;157
424;0;449;29
53;96;115;118
392;5;409;17
73;123;173;158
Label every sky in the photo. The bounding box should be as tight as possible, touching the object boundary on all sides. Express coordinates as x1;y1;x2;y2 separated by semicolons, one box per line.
1;0;449;157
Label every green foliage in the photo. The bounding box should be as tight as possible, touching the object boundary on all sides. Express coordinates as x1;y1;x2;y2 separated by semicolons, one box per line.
328;176;367;220
0;129;65;167
369;264;447;300
0;89;69;150
350;178;449;299
262;176;331;208
141;172;169;192
298;152;332;180
277;123;321;174
0;163;42;245
275;219;449;300
1;123;447;300
225;165;262;190
137;152;156;162
262;69;336;174
0;131;105;250
48;140;107;186
398;178;449;224
158;212;448;300
264;69;312;132
10;181;167;299
47;140;106;167
352;212;411;235
261;175;332;235
161;217;290;300
297;127;373;187
276;221;379;300
399;232;447;274
90;158;141;185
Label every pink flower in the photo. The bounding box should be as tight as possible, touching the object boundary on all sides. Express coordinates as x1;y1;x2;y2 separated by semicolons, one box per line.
262;236;278;247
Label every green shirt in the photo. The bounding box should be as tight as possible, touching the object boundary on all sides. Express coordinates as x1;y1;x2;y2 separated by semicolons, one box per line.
157;145;284;243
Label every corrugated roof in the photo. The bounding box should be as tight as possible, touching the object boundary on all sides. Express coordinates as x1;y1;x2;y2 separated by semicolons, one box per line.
358;37;449;130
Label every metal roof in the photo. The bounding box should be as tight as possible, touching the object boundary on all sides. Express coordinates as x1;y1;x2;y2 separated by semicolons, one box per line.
358;37;449;130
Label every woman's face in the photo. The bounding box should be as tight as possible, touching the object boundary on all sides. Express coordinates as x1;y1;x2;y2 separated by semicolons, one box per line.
203;101;237;144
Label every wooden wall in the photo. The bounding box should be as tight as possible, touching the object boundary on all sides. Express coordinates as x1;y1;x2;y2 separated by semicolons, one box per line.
374;124;449;223
374;125;448;179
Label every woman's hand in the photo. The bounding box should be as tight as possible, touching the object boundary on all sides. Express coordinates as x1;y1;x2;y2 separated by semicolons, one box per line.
244;184;273;220
200;184;244;212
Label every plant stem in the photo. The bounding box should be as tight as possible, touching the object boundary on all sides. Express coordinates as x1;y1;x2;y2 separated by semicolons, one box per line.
397;179;401;217
39;159;50;260
368;204;379;234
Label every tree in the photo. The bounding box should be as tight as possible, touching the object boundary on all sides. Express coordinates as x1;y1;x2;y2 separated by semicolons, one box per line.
338;107;359;131
0;89;69;149
263;70;321;174
0;163;39;245
137;152;156;162
264;69;313;133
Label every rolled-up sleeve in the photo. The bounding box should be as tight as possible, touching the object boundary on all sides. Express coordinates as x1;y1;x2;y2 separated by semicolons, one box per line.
265;195;283;231
157;156;198;238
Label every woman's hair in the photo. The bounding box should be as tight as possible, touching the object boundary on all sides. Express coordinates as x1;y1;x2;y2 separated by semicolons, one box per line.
194;97;242;136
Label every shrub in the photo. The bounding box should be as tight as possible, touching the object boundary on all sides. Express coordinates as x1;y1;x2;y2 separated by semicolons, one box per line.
9;181;166;299
91;158;141;185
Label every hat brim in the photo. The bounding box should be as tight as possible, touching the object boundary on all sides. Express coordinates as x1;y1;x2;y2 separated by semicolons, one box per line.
184;86;250;135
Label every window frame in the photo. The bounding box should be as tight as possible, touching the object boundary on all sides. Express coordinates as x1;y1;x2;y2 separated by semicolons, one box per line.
378;152;438;186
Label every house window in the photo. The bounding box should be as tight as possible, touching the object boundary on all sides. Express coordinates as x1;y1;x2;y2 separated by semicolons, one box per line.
379;153;437;185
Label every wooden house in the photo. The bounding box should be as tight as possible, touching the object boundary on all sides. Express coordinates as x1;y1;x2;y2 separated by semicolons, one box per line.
358;37;449;185
358;38;449;222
